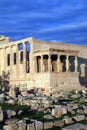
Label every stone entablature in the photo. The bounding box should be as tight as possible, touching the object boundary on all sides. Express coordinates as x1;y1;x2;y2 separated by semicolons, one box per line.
0;35;87;92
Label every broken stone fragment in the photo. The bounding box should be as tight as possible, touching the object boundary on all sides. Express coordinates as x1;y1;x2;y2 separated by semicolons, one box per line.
3;123;18;130
3;110;16;119
0;110;4;122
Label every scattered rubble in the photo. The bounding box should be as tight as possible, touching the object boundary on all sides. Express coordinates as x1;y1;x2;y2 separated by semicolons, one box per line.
0;88;87;129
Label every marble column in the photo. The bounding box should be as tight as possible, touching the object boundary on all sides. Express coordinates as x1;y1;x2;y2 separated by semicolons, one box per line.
66;55;69;72
10;46;13;77
48;55;51;72
23;42;26;75
3;47;6;72
16;44;19;77
57;55;60;72
34;56;37;73
75;56;78;72
41;55;43;72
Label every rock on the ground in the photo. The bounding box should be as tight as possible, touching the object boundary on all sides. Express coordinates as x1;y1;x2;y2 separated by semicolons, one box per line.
54;120;64;127
27;123;35;130
3;124;18;130
0;110;4;122
44;122;53;130
0;93;5;101
35;121;43;130
3;110;16;119
52;107;67;117
17;120;27;130
63;117;73;125
72;115;85;122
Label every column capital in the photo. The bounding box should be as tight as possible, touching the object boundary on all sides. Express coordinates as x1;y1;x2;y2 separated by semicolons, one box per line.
41;55;43;58
57;54;60;59
57;53;60;56
48;54;51;58
75;56;78;60
66;55;69;58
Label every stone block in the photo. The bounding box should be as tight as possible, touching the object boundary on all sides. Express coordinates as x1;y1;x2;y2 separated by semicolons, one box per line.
73;115;85;122
27;123;35;130
44;122;53;130
63;117;73;125
54;120;64;127
17;120;27;130
3;124;18;130
35;121;43;130
0;110;4;122
52;107;67;117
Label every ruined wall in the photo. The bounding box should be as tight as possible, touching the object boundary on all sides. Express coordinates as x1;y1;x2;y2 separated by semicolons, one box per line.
0;37;34;89
0;36;87;90
33;73;50;89
50;72;82;91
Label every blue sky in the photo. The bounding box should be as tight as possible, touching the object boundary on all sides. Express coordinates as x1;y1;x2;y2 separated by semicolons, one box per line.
0;0;87;45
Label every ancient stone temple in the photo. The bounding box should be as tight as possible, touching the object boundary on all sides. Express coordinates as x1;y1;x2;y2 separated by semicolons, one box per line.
0;35;87;92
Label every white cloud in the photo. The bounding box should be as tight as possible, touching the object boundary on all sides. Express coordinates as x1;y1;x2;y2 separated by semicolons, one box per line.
37;21;87;33
0;0;87;44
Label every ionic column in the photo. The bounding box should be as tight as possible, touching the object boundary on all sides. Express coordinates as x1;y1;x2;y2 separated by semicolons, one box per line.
16;44;19;78
3;48;6;72
57;55;60;72
35;56;37;73
48;55;51;72
41;55;43;72
66;55;69;72
10;46;13;77
75;56;78;72
23;42;26;75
